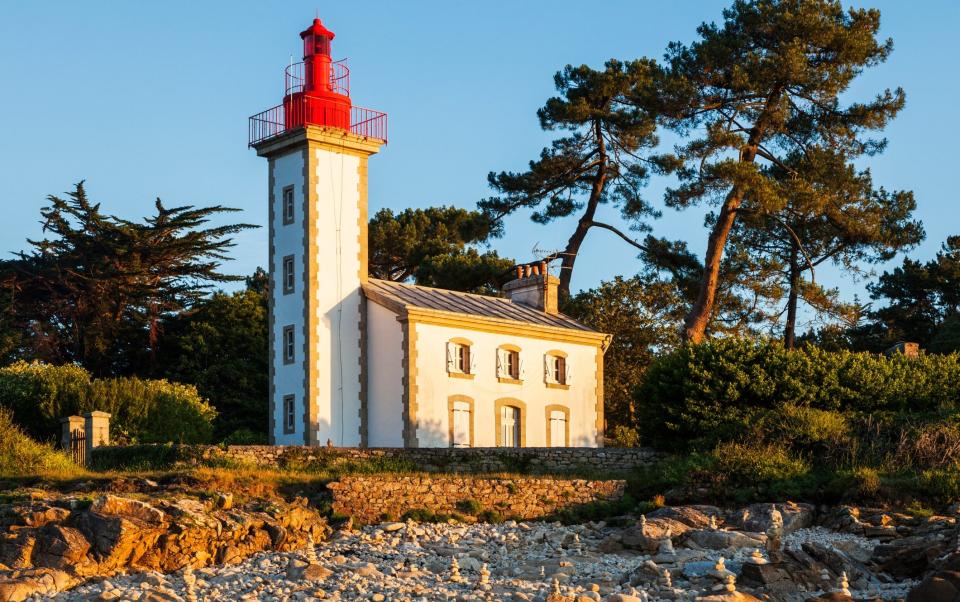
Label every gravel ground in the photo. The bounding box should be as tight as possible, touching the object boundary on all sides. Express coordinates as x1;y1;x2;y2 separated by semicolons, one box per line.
53;520;919;602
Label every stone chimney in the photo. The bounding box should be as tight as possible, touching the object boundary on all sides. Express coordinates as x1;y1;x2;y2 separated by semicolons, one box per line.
503;261;560;315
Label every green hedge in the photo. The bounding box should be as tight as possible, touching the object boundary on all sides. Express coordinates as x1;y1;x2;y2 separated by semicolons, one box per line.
0;361;216;444
635;339;960;450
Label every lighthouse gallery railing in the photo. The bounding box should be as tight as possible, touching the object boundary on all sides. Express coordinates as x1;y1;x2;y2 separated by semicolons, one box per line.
248;99;387;147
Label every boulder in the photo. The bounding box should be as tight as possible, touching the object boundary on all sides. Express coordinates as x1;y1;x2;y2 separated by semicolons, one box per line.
906;570;960;602
31;525;91;569
804;595;856;602
729;502;814;534
871;534;948;579
802;542;872;584
685;529;765;551
647;506;721;530
619;527;658;552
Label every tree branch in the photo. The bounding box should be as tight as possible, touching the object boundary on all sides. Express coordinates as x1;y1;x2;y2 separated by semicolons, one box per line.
588;221;650;252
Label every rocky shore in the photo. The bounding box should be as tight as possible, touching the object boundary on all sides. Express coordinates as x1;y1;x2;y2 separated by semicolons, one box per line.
0;491;328;601
9;499;958;602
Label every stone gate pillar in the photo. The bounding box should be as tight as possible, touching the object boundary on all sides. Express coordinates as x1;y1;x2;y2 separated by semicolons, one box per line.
60;415;84;450
83;411;111;458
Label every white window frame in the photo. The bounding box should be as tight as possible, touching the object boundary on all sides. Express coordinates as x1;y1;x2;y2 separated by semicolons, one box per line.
500;405;521;448
282;186;295;225
283;325;295;364
497;347;522;381
446;341;473;375
283;394;296;434
282;255;295;295
549;410;567;448
451;400;471;448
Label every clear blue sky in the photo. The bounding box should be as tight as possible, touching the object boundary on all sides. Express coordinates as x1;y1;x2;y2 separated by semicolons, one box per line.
1;1;957;329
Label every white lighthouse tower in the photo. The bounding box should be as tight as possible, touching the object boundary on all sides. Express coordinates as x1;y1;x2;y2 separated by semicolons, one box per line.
249;18;387;446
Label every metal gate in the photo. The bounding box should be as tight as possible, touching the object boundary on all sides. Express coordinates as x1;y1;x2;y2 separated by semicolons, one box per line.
70;428;86;466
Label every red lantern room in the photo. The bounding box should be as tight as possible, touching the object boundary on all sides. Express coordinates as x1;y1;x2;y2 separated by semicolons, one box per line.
283;18;351;131
249;17;387;146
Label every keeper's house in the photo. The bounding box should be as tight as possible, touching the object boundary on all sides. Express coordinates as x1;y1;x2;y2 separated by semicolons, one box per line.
249;18;611;448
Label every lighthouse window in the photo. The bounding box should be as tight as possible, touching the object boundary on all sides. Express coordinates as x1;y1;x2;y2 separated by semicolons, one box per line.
283;325;296;364
282;186;295;224
282;255;295;294
282;395;296;434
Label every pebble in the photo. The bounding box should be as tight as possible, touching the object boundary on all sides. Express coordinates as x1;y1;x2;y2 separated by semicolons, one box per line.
45;518;920;602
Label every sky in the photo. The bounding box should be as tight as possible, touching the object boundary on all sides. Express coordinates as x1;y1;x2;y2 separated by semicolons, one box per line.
1;1;957;330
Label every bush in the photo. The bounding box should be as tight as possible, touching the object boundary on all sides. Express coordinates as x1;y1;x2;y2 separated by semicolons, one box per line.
0;406;80;478
455;498;483;515
0;361;216;444
221;428;269;445
636;340;960;451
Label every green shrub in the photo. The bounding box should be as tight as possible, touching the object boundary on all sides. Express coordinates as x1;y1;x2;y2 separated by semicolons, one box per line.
0;362;91;440
850;467;882;498
476;509;505;523
607;425;641;448
712;441;810;484
455;498;483;515
401;508;463;523
0;407;80;478
918;465;960;501
636;340;960;451
0;361;216;444
221;428;269;445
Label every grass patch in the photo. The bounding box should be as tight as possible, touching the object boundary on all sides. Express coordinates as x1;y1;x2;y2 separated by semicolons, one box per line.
0;407;83;479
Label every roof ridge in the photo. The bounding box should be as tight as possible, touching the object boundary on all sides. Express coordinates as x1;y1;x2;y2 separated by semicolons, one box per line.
363;278;597;333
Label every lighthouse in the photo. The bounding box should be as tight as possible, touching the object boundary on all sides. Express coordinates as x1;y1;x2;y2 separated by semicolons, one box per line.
249;18;387;446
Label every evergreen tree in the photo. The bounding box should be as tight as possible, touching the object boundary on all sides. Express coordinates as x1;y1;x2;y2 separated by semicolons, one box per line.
728;148;922;347
368;206;513;293
658;0;906;343
0;182;256;375
865;236;960;347
158;273;268;440
564;274;685;433
480;60;672;298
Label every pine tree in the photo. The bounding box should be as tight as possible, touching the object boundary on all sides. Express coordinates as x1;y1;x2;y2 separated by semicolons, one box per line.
368;206;513;293
0;182;256;375
728;147;922;346
480;59;673;298
658;0;906;342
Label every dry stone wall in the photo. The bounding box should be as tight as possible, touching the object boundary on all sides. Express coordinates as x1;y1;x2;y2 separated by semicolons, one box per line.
93;445;661;475
327;475;626;523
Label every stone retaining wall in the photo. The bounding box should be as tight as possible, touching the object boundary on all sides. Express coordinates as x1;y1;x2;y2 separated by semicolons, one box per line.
93;445;661;475
327;475;626;523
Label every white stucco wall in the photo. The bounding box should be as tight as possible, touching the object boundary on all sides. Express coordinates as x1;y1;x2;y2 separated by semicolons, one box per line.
310;147;363;446
270;145;364;446
412;322;600;448
366;300;405;447
271;149;306;445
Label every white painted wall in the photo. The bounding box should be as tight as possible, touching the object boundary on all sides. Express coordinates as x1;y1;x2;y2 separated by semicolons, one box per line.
412;323;600;448
270;144;364;446
310;147;363;446
271;149;306;445
366;300;405;447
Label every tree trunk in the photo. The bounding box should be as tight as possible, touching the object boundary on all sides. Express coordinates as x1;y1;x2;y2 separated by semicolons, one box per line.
682;187;745;343
784;240;801;348
558;120;607;299
682;89;782;343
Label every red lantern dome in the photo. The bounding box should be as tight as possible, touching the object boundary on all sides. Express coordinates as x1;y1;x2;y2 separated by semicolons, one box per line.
283;18;351;131
249;17;387;146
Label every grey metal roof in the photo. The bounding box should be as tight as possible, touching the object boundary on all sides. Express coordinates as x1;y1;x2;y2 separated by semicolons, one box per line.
363;279;597;332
